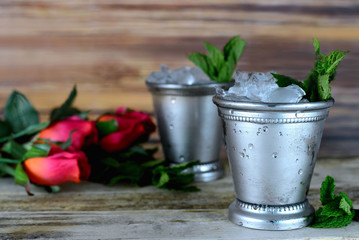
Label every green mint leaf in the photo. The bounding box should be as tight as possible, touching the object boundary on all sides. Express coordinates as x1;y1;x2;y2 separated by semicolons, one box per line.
320;200;345;217
1;140;27;160
0;121;50;143
324;50;349;80
157;171;170;188
313;38;321;56
218;61;235;83
320;175;335;205
0;120;12;138
141;159;165;168
339;192;353;209
189;36;245;83
317;74;331;101
311;176;355;228
272;73;306;90
152;161;200;191
50;85;78;122
278;39;348;102
5;91;39;133
311;209;354;228
203;41;225;71
223;36;246;63
188;53;216;80
96;119;119;136
339;193;353;215
303;70;319;102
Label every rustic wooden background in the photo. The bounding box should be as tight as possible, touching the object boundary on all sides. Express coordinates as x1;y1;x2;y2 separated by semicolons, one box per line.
0;0;358;157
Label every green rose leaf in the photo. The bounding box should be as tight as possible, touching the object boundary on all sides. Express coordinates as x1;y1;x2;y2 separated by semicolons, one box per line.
2;140;27;160
0;121;50;143
14;163;28;186
50;85;78;122
0;120;12;138
5;91;39;133
22;144;50;161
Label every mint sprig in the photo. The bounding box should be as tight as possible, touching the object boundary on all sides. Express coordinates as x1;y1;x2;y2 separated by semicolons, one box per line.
188;36;246;83
152;161;200;192
272;38;349;102
310;176;356;228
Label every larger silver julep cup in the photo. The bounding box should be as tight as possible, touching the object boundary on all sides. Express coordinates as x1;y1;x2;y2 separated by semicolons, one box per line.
213;95;334;230
146;82;231;182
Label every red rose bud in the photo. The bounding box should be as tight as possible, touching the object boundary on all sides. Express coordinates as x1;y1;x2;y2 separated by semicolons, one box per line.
24;151;90;186
97;107;156;152
39;116;98;150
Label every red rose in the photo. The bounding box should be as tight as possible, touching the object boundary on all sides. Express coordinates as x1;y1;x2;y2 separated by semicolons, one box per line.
24;151;90;186
97;107;156;152
39;116;98;150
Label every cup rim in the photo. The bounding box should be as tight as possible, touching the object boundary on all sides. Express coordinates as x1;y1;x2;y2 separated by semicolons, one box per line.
146;81;233;96
213;95;334;111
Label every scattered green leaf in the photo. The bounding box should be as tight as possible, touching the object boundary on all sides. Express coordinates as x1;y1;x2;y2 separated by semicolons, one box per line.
50;85;78;122
320;175;335;205
0;120;12;138
1;140;27;160
0;121;50;143
152;161;200;192
310;175;356;228
273;38;349;102
4;91;39;133
14;163;28;186
22;144;50;161
0;163;15;177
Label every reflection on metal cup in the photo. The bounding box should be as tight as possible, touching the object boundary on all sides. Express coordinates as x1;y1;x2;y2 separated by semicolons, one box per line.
147;82;232;182
213;95;334;230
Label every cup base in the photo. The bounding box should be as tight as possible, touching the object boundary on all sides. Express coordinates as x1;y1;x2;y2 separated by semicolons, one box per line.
192;161;224;182
228;199;314;230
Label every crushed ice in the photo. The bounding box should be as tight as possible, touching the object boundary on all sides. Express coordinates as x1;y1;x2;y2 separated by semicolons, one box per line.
218;70;306;103
147;65;213;85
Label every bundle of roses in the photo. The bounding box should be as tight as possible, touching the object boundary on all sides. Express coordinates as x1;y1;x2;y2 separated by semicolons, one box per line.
0;86;199;195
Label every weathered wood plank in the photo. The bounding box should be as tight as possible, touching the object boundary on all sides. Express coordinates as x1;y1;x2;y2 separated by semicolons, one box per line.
0;157;358;212
0;210;358;239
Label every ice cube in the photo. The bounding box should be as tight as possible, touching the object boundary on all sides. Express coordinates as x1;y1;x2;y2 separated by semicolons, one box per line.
223;70;305;103
265;84;306;103
147;64;171;83
147;65;212;85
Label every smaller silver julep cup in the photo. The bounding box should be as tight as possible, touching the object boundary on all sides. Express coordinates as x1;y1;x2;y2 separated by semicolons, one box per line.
213;95;334;230
146;82;232;182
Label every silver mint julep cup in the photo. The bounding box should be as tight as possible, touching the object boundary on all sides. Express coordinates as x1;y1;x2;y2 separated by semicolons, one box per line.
213;95;334;230
146;81;232;182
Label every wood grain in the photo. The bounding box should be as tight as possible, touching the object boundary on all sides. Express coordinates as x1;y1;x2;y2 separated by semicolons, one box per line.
0;157;358;239
0;0;358;156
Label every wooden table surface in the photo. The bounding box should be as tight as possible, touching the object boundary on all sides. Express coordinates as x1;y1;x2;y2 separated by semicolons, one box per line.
0;157;358;239
0;1;359;239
